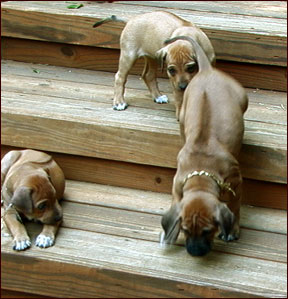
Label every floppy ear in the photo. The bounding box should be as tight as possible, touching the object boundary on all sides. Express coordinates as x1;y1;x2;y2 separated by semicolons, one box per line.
11;186;33;214
215;203;235;240
156;46;168;72
161;203;181;244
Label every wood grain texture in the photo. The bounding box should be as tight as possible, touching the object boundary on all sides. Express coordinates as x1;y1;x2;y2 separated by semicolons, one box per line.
1;289;50;299
2;37;286;91
1;145;286;210
119;1;287;19
1;60;286;184
1;180;287;298
1;1;287;66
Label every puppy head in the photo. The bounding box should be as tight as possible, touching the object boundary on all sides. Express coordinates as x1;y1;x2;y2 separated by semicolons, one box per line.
11;175;62;224
156;40;197;92
161;193;234;256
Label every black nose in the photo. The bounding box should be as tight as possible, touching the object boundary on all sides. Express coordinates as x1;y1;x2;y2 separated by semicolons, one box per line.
178;82;188;91
186;237;212;256
54;213;62;222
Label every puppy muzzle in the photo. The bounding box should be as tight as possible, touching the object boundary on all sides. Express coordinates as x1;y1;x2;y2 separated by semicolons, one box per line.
185;236;212;256
178;81;188;91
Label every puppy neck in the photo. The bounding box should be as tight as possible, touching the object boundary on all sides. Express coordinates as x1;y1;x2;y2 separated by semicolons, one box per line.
182;175;220;198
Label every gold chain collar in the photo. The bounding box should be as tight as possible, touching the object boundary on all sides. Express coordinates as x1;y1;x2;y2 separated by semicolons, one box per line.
182;170;236;197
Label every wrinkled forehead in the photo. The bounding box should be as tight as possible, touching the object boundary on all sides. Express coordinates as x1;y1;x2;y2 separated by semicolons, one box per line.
181;201;215;233
167;41;195;64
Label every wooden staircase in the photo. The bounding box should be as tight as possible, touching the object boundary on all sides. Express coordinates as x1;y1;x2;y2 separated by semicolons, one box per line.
1;1;287;298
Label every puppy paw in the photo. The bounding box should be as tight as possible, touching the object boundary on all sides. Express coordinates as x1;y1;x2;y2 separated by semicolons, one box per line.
13;237;31;251
113;102;128;111
154;95;169;104
35;234;55;248
218;231;239;242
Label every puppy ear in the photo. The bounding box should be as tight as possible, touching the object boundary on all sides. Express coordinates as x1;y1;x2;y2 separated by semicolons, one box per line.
161;204;181;244
11;186;33;214
215;203;235;240
156;47;168;72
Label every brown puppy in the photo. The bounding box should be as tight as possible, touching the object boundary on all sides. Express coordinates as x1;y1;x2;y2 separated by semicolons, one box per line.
161;36;248;256
1;149;65;251
112;11;215;118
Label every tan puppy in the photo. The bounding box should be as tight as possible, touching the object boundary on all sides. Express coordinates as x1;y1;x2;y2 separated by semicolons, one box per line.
111;11;215;118
161;36;248;256
1;149;65;251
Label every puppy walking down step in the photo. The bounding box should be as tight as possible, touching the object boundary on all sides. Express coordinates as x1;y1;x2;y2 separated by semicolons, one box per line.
1;150;65;251
109;11;215;116
161;36;248;256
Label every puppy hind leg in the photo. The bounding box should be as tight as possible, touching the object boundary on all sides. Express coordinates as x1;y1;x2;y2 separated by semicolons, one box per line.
142;57;168;104
113;52;137;110
1;150;21;187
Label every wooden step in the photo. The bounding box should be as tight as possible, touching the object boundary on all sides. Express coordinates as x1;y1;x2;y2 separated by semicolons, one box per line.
1;60;287;186
1;1;286;92
1;1;286;66
1;145;286;210
2;37;286;92
1;180;287;298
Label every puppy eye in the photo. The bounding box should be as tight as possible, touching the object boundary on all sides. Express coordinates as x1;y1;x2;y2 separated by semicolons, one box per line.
186;64;197;73
168;67;176;76
37;202;47;211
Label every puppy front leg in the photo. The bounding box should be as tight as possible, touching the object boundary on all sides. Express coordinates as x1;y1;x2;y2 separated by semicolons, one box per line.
142;57;168;104
4;212;31;251
35;221;61;248
227;184;242;241
173;90;184;121
113;51;137;111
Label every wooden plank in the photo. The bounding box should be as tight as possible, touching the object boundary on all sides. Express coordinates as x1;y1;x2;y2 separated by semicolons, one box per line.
1;1;287;66
1;145;287;210
119;1;287;19
1;91;286;183
1;227;286;298
1;61;286;184
1;180;286;297
2;183;286;261
2;37;287;91
62;180;287;236
1;289;50;299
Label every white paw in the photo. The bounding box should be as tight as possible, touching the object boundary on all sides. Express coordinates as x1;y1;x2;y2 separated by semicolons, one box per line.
219;232;239;242
35;234;55;248
154;95;169;104
113;103;128;111
13;238;31;251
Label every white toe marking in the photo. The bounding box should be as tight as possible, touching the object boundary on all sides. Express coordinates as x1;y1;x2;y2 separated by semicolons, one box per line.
35;234;54;248
155;95;169;104
113;103;128;111
13;239;31;251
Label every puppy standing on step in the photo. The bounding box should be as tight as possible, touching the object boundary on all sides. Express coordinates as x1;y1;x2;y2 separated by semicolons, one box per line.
109;11;215;118
1;149;65;250
161;36;248;256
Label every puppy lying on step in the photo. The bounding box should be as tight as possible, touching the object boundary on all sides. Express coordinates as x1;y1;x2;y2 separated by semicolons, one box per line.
161;36;248;256
110;11;215;118
1;149;65;251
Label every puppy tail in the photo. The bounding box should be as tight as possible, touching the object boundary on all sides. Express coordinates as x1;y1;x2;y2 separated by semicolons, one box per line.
164;36;212;73
93;15;125;28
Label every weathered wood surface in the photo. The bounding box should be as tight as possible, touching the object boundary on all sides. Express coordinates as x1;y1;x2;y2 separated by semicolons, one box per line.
1;145;287;210
119;1;287;19
1;180;287;298
2;37;286;92
1;1;287;66
1;60;287;184
1;289;50;299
